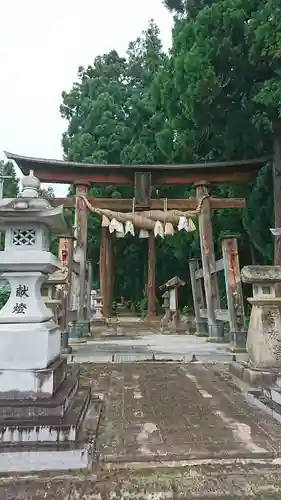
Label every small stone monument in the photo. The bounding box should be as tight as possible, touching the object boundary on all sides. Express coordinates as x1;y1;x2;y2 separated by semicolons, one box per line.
91;289;104;321
160;291;171;332
159;276;185;332
90;289;105;335
0;172;90;456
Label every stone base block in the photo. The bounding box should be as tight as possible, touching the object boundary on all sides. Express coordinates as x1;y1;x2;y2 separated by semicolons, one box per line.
207;337;229;343
195;320;208;336
207;323;226;342
0;320;61;369
229;330;247;352
227;345;247;353
247;389;281;426
0;356;67;397
0;358;91;446
69;321;87;344
229;361;279;387
0;389;90;444
90;318;105;328
80;320;90;336
0;447;90;473
0;365;79;419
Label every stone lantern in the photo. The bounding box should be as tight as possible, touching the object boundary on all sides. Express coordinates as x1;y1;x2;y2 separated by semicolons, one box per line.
241;265;281;369
160;291;171;333
0;172;90;457
159;276;185;332
90;289;104;323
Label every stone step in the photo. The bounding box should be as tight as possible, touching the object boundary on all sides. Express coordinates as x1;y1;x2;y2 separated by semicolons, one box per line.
274;376;281;389
247;388;281;425
0;389;91;444
270;386;281;406
0;365;80;419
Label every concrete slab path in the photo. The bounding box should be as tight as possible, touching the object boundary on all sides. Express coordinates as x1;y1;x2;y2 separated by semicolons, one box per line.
70;333;248;364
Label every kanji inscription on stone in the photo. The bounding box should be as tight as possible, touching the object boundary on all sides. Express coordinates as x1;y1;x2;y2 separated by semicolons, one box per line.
16;285;29;298
12;303;27;314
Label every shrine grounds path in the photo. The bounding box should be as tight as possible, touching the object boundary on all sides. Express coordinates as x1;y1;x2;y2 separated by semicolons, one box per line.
3;359;281;498
70;331;249;364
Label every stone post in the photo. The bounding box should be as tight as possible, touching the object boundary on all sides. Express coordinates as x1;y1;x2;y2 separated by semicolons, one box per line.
189;258;208;335
221;235;246;351
241;265;281;369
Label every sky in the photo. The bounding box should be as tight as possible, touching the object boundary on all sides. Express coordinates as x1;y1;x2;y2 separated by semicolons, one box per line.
0;0;173;196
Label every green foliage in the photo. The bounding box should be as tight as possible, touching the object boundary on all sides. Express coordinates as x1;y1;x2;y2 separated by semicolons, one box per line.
0;289;10;309
59;5;281;307
1;161;19;198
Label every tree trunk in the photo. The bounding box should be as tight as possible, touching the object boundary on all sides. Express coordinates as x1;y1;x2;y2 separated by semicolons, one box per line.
273;125;281;295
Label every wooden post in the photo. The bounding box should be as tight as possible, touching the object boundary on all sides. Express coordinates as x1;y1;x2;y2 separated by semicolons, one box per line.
86;260;93;322
100;226;113;318
189;258;208;335
58;235;74;352
195;181;221;339
106;233;114;317
99;226;107;318
111;237;116;308
147;231;156;319
221;235;246;351
74;183;89;327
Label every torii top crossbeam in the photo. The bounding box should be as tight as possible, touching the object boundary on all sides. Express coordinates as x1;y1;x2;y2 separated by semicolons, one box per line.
4;152;268;185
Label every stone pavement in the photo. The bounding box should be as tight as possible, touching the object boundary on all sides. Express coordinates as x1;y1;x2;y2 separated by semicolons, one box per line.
2;361;281;498
70;332;248;363
94;362;281;463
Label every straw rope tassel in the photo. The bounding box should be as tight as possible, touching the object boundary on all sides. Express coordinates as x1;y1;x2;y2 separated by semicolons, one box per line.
125;199;135;236
164;198;174;236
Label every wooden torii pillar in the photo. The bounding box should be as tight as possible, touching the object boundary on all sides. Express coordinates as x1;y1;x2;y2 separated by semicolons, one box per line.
99;226;114;319
134;172;157;320
195;180;228;339
147;231;156;319
74;182;89;330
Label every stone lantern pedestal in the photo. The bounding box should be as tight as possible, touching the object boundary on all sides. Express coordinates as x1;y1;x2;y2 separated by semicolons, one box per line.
0;172;91;465
229;266;281;419
242;265;281;370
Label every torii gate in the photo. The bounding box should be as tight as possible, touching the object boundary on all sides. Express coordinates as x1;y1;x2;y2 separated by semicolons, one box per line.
5;151;268;332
